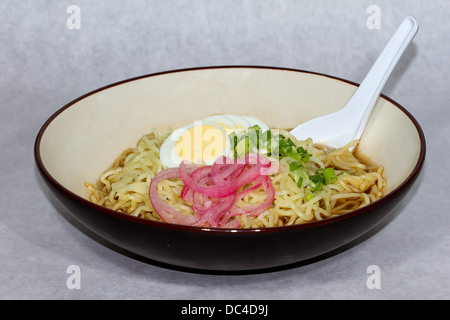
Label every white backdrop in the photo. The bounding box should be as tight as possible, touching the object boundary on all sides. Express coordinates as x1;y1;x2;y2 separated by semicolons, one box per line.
1;0;449;300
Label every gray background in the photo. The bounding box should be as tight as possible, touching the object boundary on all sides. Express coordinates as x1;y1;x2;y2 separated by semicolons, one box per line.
1;0;449;300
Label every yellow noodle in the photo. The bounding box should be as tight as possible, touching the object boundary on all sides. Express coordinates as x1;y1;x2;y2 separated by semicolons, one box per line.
86;128;386;228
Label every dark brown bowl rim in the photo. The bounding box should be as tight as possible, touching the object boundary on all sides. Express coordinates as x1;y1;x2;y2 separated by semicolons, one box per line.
34;65;426;234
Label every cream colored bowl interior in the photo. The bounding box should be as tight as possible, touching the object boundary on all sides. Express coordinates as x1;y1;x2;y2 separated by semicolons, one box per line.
39;67;421;199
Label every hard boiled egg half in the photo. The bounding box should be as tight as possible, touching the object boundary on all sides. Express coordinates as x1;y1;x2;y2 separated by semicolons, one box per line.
159;114;269;168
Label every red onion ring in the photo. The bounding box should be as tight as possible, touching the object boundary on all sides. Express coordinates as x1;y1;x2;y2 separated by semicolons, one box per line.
149;153;276;228
148;168;200;226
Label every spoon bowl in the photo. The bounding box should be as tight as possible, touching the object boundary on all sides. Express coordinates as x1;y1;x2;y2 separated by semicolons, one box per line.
290;16;419;149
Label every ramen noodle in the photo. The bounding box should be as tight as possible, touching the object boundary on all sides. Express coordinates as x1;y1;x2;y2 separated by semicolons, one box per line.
86;121;385;229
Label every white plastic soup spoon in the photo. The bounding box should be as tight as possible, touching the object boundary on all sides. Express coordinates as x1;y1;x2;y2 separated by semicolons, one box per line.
290;16;419;150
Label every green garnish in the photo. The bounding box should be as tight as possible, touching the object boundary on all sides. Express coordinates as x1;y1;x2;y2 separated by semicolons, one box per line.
230;125;263;157
228;127;338;198
323;167;338;184
307;168;338;192
235;136;250;158
260;130;272;155
229;126;312;163
296;147;311;162
290;166;308;189
305;193;315;202
309;172;325;191
248;125;261;149
289;161;302;171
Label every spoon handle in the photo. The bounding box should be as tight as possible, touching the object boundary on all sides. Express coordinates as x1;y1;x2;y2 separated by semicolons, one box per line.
343;16;419;141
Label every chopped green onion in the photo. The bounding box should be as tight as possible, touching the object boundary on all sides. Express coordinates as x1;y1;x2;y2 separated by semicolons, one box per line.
235;136;250;158
309;173;324;191
323;167;337;184
290;169;303;184
289;161;302;172
264;130;272;155
290;167;308;189
305;193;315;202
278;138;290;157
262;129;271;143
287;138;296;147
297;147;311;162
308;181;322;191
229;128;314;174
248;125;261;132
287;149;302;161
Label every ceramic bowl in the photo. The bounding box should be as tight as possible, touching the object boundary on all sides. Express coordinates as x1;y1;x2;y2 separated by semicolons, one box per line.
34;66;426;272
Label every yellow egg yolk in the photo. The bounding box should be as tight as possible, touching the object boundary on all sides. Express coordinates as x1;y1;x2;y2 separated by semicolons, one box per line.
175;124;227;164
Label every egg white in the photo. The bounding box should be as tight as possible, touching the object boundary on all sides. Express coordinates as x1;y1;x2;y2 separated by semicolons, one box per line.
222;114;251;131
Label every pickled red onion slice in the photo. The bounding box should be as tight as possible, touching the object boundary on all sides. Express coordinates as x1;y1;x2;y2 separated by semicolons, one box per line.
148;167;200;226
149;153;275;228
